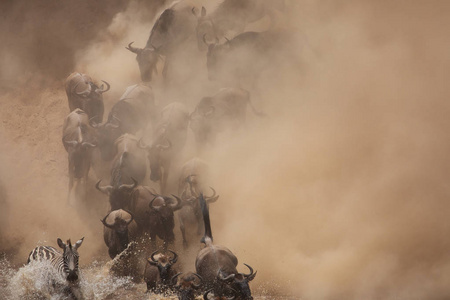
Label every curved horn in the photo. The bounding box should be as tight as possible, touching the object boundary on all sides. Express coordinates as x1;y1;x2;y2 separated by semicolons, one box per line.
138;138;150;149
203;289;214;300
191;7;197;16
156;139;172;150
149;196;162;211
169;194;183;211
192;273;203;289
203;33;210;46
167;249;178;264
122;209;135;225
217;269;235;282
81;142;97;148
98;80;110;93
171;272;182;285
241;263;257;281
89;117;101;128
126;42;142;54
96;180;113;195
64;140;79;147
149;249;159;264
205;187;219;203
118;177;138;191
100;212;115;229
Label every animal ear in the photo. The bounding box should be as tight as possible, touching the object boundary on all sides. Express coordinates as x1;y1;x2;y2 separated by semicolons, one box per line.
57;238;66;249
201;6;206;17
74;237;84;250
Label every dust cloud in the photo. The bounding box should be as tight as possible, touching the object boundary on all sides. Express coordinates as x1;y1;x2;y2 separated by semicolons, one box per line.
1;0;450;299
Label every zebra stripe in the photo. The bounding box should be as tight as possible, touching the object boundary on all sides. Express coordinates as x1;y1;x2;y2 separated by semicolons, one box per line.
27;238;83;282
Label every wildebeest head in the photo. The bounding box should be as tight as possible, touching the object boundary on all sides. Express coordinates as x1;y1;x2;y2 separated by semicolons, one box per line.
148;194;183;241
126;42;161;82
139;134;172;182
190;96;216;144
101;209;134;252
171;272;203;300
57;237;84;283
74;79;110;124
216;265;256;300
203;288;237;300
193;6;218;51
182;182;219;212
147;249;179;283
96;178;138;210
206;39;230;81
90;114;122;161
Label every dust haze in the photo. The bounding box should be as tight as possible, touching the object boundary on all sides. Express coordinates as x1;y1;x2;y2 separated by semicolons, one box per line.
1;0;450;299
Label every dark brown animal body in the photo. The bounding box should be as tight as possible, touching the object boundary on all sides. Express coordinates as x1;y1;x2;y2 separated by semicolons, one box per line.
62;109;97;204
65;72;110;124
177;158;218;248
195;195;256;299
101;209;138;259
171;272;203;300
96;134;147;210
93;84;156;161
190;87;264;146
206;31;278;84
143;250;179;293
129;187;182;250
194;0;280;51
126;1;198;82
141;102;189;194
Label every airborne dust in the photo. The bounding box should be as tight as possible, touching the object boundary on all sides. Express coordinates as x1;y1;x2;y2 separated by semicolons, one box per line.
1;0;450;299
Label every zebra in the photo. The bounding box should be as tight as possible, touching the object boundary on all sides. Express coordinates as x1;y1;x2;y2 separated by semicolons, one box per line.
27;237;84;283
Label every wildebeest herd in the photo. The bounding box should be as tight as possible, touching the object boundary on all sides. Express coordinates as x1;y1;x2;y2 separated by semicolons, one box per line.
27;1;288;299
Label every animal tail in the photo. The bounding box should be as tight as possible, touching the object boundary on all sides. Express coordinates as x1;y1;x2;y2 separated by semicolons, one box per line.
199;193;213;246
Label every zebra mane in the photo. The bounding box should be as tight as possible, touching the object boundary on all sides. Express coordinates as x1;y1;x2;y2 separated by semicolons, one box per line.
67;239;72;250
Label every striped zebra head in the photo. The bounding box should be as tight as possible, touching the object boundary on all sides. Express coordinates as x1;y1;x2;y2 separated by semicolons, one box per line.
57;237;84;282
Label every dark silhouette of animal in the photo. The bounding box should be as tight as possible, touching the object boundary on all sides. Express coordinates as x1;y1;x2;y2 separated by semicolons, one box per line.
101;209;138;259
195;195;256;299
177;157;219;248
171;272;203;300
206;31;279;85
129;187;183;250
143;250;179;293
96;134;146;210
126;1;199;82
139;102;189;194
193;0;281;51
190;87;264;146
62;109;97;205
92;84;156;161
27;238;84;299
65;72;110;124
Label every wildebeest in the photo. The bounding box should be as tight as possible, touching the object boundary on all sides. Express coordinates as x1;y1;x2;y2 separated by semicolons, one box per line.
130;187;183;250
196;195;256;299
65;72;110;124
96;134;147;210
205;31;278;84
140;102;189;194
143;249;179;293
62;109;97;205
126;1;199;82
177;158;219;248
27;238;84;299
193;0;280;51
190;87;264;146
171;272;203;300
92;84;156;161
101;209;138;259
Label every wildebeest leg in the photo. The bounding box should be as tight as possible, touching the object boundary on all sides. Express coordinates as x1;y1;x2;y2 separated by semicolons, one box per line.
161;165;170;195
179;214;188;249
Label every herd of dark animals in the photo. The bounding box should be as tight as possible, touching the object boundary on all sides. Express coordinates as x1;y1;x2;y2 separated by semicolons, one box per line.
26;0;288;299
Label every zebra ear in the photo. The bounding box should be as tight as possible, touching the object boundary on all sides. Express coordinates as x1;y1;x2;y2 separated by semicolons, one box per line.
57;238;66;249
74;237;84;250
